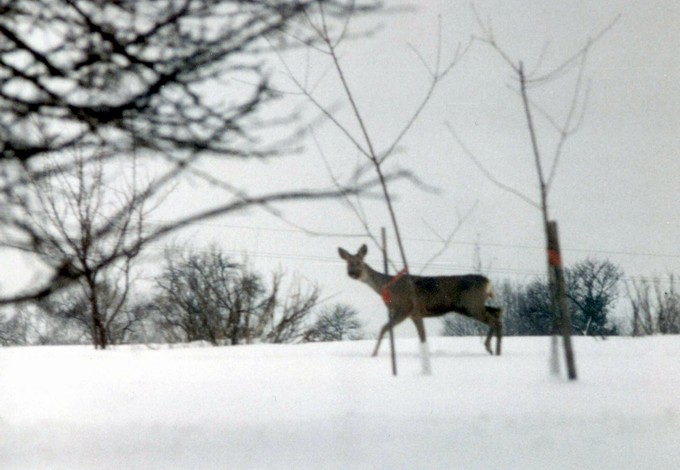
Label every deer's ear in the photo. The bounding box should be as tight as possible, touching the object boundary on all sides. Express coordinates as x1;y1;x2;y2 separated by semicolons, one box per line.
338;247;350;260
358;244;368;258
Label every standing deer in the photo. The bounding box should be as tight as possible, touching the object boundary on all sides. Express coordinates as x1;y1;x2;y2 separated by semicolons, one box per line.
339;244;503;356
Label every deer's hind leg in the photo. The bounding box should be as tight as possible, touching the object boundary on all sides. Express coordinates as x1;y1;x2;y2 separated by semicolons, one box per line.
468;305;498;355
484;327;494;355
484;306;503;356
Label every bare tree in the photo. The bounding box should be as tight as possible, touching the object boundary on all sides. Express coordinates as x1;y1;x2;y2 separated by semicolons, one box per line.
260;273;320;343
488;259;623;338
0;301;91;345
654;275;680;335
626;275;680;336
441;314;486;337
0;307;30;345
566;259;623;336
277;2;472;374
447;7;619;379
626;279;650;337
150;246;319;345
152;247;257;345
305;303;364;342
3;152;147;348
0;0;380;304
37;279;148;346
514;279;554;336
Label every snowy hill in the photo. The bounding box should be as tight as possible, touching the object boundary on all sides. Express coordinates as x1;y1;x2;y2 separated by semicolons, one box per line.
2;336;679;469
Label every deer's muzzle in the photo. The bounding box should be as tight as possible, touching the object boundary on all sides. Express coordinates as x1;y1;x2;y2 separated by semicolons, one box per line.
348;268;361;279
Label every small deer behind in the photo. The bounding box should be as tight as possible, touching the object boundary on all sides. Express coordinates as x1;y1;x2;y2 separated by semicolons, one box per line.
339;244;503;356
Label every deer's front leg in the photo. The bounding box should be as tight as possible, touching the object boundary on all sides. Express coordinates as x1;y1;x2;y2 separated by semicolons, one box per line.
411;315;427;343
372;310;404;357
411;315;432;375
371;323;388;357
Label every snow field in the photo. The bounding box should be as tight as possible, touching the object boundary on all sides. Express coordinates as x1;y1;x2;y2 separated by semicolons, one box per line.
1;336;679;469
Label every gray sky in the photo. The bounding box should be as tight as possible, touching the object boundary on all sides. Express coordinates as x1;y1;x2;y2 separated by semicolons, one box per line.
5;0;680;337
180;0;679;335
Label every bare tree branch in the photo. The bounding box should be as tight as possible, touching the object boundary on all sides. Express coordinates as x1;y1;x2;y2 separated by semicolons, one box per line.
0;1;380;306
445;122;540;209
276;3;469;283
526;15;621;84
419;201;478;273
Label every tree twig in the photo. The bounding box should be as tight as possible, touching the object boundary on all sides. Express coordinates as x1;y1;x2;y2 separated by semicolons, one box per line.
445;122;539;209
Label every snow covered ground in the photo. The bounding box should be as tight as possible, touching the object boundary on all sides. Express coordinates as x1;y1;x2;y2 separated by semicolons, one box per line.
1;336;679;469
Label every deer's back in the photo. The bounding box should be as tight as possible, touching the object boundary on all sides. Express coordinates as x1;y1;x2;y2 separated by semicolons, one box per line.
413;274;489;316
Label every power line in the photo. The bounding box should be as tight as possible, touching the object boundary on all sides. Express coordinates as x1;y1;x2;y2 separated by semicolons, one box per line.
146;218;680;261
137;240;677;285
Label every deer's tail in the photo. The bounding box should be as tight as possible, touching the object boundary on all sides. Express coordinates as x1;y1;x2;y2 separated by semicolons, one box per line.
485;280;504;320
485;280;494;300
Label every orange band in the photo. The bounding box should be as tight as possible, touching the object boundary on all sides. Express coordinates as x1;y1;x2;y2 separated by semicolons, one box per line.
381;267;408;305
547;249;562;267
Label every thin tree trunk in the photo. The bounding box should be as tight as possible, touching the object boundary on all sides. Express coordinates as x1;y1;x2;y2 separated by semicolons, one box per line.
546;221;577;380
519;64;577;380
382;227;397;377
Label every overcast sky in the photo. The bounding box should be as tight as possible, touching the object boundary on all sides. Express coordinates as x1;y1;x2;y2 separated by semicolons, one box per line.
158;0;680;335
5;0;679;337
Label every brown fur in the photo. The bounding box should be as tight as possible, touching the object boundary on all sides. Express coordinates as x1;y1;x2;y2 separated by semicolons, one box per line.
339;244;503;356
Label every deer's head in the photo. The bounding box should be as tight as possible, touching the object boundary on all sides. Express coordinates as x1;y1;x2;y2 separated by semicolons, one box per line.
338;244;368;280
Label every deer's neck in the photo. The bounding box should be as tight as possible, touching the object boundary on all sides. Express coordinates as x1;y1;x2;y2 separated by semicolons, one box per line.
360;263;392;294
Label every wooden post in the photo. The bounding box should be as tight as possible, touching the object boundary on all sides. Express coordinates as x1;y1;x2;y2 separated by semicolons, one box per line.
546;221;577;380
382;227;398;376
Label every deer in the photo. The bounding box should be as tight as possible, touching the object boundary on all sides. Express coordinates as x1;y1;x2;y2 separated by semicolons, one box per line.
339;244;503;356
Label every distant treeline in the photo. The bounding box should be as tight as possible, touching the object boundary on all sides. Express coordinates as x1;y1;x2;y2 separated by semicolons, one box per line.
0;246;364;348
443;258;680;337
2;253;678;348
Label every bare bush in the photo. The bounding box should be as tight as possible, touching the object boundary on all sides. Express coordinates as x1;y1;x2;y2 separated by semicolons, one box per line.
149;246;319;345
566;259;623;336
0;308;30;346
304;304;364;342
626;275;680;336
